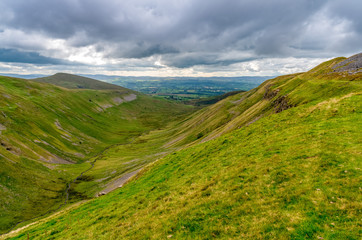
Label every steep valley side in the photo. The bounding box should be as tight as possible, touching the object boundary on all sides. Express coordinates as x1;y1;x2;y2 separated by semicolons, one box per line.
0;75;194;233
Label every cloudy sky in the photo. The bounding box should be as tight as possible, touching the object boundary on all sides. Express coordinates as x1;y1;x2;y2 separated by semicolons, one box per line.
0;0;361;77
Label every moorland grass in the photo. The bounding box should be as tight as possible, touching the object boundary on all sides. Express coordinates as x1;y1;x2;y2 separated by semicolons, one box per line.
6;85;361;240
4;57;361;239
0;76;194;233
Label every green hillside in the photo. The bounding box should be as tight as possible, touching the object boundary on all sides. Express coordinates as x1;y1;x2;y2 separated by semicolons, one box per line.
185;90;244;106
3;55;361;239
164;56;361;148
0;76;194;233
33;73;125;90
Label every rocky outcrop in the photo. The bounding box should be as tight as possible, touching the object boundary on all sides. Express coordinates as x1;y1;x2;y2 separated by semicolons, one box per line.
272;95;294;113
263;84;280;100
264;84;294;113
332;53;362;73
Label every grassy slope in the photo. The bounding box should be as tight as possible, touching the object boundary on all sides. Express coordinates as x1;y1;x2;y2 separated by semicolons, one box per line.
0;75;194;233
33;73;125;90
165;57;361;148
185;90;245;106
65;114;198;201
6;58;361;239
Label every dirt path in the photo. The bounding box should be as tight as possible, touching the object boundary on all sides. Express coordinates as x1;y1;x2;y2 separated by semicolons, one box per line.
96;168;142;196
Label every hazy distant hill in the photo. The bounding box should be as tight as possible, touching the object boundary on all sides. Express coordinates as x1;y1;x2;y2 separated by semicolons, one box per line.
33;73;128;90
0;73;46;79
3;73;273;101
111;76;271;100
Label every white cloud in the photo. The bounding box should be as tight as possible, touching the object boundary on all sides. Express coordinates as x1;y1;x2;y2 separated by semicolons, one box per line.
0;0;360;77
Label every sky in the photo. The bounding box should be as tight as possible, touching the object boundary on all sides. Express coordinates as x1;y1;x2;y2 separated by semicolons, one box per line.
0;0;361;77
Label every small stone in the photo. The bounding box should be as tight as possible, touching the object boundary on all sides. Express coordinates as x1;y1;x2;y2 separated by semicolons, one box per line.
97;192;106;197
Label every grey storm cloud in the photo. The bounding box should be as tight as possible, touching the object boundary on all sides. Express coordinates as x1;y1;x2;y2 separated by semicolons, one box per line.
121;44;179;59
162;53;258;69
0;48;70;65
0;0;361;68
